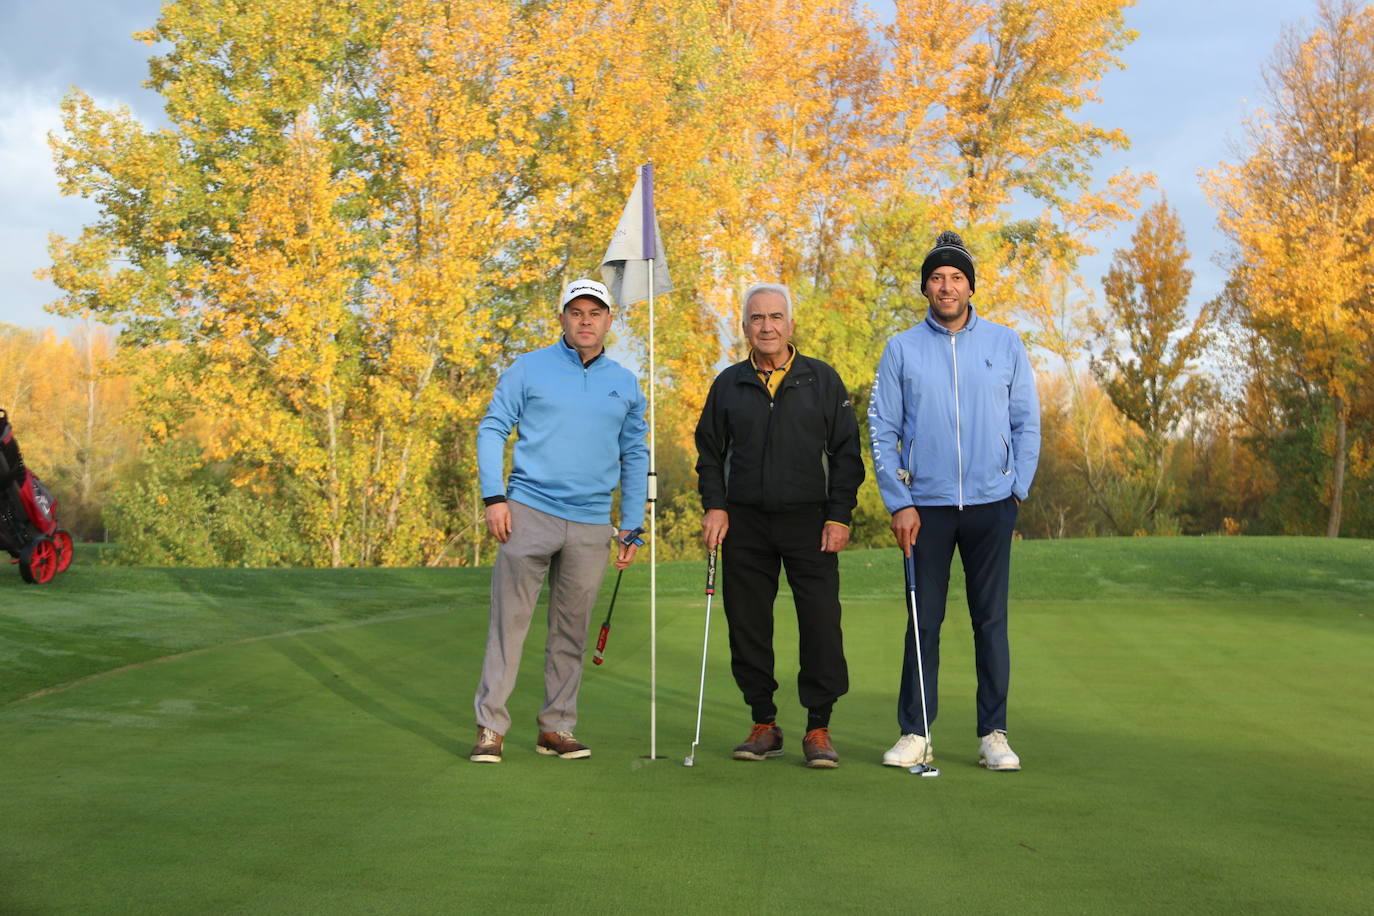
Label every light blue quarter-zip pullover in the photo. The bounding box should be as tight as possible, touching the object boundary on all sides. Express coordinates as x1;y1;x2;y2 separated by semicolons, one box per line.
478;339;649;529
869;306;1040;511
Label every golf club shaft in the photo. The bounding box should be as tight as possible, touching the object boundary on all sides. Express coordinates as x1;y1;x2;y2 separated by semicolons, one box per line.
592;568;626;665
689;546;719;755
904;551;933;749
590;527;643;666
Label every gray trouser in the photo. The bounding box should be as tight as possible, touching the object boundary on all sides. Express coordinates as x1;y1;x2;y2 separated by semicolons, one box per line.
474;500;613;735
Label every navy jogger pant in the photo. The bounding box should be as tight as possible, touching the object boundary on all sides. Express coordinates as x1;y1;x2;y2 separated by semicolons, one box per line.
898;496;1018;737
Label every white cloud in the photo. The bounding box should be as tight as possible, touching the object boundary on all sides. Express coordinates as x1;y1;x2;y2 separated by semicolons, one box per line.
0;84;128;329
0;85;71;208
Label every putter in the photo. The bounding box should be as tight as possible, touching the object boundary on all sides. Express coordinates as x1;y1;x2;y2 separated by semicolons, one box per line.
904;550;940;778
683;544;718;767
592;527;645;665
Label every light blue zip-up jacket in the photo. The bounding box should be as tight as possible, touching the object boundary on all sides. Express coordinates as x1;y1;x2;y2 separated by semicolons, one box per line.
869;306;1040;511
478;339;649;529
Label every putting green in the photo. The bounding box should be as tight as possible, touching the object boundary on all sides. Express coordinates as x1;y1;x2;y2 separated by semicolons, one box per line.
2;539;1371;913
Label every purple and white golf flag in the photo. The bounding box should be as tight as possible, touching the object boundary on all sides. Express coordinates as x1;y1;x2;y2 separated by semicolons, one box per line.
600;162;673;307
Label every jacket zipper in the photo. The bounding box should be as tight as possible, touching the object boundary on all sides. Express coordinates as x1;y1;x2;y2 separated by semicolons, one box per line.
763;377;778;505
951;333;963;509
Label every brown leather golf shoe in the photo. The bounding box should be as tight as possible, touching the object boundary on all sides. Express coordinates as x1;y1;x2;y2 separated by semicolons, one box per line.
803;727;839;769
732;722;784;760
470;727;503;763
536;731;591;759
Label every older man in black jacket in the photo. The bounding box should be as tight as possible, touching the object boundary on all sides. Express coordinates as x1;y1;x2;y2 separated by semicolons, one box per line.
695;282;865;768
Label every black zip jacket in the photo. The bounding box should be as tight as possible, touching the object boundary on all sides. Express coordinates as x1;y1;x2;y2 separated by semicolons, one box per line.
695;351;865;524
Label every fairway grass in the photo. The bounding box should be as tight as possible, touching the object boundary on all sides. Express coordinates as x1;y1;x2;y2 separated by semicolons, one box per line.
3;538;1372;914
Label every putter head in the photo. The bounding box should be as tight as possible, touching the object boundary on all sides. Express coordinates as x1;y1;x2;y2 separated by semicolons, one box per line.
908;764;940;778
683;757;694;767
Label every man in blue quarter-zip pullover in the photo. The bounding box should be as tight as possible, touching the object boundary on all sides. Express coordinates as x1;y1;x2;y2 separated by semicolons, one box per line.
696;283;865;769
868;231;1040;772
469;278;649;764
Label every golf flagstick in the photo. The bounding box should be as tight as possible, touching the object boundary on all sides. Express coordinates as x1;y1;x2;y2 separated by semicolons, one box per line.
683;545;717;767
598;160;672;759
647;199;659;760
904;550;940;778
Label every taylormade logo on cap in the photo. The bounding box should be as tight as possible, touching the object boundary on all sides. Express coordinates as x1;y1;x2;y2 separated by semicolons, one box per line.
562;279;613;310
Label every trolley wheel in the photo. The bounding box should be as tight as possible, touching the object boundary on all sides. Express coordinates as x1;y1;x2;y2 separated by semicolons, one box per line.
19;538;58;585
53;529;74;574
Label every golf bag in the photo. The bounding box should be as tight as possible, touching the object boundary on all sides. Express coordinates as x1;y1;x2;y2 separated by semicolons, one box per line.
0;409;73;584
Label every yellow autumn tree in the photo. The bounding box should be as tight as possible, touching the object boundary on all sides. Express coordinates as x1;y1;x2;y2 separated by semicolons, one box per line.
191;119;366;566
42;0;1159;562
1087;196;1213;524
1203;0;1374;537
566;0;888;454
1019;371;1142;537
818;0;1150;403
0;323;135;539
871;0;1149;329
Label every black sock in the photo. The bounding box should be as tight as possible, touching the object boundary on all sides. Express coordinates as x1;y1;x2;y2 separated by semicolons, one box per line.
806;707;832;732
750;705;776;726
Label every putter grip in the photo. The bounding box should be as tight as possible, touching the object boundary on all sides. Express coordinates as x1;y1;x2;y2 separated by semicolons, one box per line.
904;550;917;592
593;623;609;665
705;546;717;595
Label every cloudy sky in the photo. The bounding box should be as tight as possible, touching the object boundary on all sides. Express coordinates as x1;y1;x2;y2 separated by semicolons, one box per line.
0;0;1316;332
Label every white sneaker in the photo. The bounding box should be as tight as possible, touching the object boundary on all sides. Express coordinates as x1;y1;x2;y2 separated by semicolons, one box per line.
882;733;932;767
978;730;1021;771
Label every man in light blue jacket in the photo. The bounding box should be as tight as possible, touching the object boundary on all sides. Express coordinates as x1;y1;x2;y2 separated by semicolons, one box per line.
868;231;1040;772
470;279;649;764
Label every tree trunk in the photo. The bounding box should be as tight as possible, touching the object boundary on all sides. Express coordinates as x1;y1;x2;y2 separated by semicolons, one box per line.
325;378;342;569
81;332;97;526
1326;396;1346;538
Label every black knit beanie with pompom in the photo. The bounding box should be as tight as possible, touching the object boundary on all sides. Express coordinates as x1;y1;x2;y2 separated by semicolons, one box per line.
920;230;976;294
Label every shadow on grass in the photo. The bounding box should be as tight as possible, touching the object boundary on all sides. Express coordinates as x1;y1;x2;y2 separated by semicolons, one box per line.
265;633;467;758
162;569;474;759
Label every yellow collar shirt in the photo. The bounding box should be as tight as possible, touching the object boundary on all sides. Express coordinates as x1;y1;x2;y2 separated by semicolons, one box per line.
751;344;796;398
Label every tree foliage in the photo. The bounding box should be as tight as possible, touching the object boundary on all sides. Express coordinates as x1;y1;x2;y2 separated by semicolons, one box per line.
1082;197;1212;527
1203;0;1374;537
1091;197;1211;453
43;0;1149;564
0;324;135;540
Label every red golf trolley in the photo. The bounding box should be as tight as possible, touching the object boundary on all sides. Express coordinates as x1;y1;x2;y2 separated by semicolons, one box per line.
0;409;73;584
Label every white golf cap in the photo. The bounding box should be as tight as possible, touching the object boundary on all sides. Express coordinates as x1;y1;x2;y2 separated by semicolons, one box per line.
561;278;613;310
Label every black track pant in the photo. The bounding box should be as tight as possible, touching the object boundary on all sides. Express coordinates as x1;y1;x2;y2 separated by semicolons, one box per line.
898;497;1018;737
722;503;848;723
